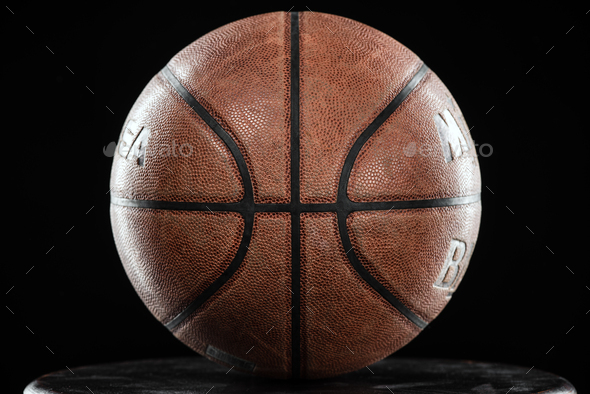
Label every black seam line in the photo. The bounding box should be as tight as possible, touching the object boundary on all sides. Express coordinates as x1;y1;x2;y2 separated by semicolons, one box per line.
110;193;481;213
152;56;449;332
160;66;255;331
337;63;430;200
290;11;301;381
336;63;431;329
160;66;255;205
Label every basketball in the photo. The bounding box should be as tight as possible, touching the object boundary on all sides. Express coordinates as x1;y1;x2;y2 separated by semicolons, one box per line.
110;10;481;380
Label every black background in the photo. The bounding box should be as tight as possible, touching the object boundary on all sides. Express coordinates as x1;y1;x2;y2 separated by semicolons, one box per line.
3;3;589;393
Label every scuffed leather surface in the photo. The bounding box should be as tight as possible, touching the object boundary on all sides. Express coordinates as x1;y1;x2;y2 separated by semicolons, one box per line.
299;12;422;203
300;212;420;379
110;206;243;323
172;213;292;379
348;71;481;202
110;73;243;203
348;203;482;322
167;12;291;204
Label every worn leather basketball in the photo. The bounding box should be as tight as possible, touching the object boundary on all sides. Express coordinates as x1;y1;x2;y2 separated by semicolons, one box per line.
110;11;481;379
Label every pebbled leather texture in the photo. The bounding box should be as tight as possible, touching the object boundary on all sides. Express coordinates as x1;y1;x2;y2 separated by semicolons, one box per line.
299;12;423;203
110;73;244;203
172;213;293;379
166;12;291;204
348;204;482;323
348;71;481;202
300;212;420;379
110;11;481;380
110;206;243;323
